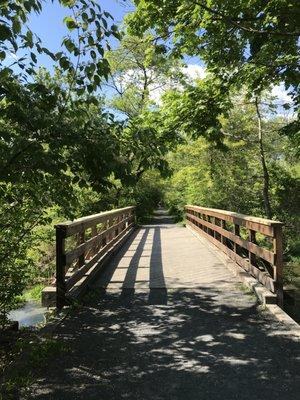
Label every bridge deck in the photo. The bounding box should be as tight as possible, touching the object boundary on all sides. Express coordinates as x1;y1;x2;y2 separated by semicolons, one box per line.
93;210;234;292
29;211;299;399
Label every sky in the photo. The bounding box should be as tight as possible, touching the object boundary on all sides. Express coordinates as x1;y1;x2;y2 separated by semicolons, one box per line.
26;0;135;70
28;0;134;41
24;0;293;112
27;0;203;70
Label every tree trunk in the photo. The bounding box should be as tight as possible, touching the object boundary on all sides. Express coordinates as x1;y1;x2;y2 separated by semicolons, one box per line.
255;97;272;219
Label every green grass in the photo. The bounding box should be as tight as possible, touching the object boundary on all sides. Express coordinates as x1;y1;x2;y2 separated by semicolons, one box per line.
22;284;44;302
14;283;45;309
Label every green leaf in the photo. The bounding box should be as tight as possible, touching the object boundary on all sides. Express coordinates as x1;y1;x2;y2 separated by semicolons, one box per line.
88;35;94;46
30;52;37;63
64;38;75;53
63;16;77;31
12;19;21;34
90;50;96;60
42;47;56;61
59;57;70;70
0;24;12;41
94;74;101;86
0;51;6;61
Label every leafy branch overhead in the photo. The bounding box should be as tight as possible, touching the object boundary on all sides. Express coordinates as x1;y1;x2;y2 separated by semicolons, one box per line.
0;0;122;93
127;0;300;104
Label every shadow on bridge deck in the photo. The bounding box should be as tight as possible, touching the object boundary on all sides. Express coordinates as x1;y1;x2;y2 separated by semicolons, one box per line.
91;208;236;306
28;210;300;400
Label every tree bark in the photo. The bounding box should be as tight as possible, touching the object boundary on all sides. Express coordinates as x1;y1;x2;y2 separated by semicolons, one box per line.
255;97;272;219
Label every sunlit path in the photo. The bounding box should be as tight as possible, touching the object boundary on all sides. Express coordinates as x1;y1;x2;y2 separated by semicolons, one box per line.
28;210;300;400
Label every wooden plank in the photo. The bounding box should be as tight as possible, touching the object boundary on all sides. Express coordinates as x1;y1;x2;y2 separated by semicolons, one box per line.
186;205;283;236
65;222;135;290
273;225;283;306
56;226;67;309
65;216;132;265
56;206;135;237
185;205;283;227
66;226;136;302
187;213;274;263
186;221;276;293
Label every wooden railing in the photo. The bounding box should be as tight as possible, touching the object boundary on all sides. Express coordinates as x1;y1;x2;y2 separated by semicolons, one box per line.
185;205;284;304
47;206;136;308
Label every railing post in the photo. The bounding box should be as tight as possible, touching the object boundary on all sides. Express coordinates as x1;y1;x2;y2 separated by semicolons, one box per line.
115;215;119;237
249;229;256;265
56;226;66;310
133;208;137;225
213;217;217;239
273;224;283;307
78;230;85;268
91;225;97;256
221;220;226;245
234;224;240;253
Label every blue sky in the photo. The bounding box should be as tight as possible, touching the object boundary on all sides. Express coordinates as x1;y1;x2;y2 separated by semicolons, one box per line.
26;0;135;70
24;0;291;113
29;0;134;44
26;0;203;71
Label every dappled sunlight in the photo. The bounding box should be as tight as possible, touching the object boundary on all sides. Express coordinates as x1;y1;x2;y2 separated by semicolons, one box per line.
27;211;299;399
29;286;299;399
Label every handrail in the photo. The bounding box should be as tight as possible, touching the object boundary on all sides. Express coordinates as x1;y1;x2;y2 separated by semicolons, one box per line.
185;205;283;305
55;206;136;308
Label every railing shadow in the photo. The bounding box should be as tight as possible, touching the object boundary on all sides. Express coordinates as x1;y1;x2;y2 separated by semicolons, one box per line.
93;213;169;305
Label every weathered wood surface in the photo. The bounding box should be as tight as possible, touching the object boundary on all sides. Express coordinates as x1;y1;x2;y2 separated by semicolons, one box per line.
93;211;236;292
42;206;136;308
185;205;284;304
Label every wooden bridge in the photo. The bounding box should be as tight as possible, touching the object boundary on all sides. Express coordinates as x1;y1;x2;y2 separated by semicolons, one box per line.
33;206;300;400
42;205;284;309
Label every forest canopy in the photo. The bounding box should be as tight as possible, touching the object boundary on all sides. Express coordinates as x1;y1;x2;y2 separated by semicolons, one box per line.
0;0;299;325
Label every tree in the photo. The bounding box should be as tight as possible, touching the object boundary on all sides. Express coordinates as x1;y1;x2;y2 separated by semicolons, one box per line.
0;0;124;323
164;95;299;224
103;34;184;187
105;34;184;118
128;1;299;102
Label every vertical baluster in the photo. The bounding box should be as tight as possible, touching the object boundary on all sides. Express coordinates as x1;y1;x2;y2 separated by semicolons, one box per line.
78;230;85;268
273;224;283;306
221;220;226;246
249;229;256;266
213;217;217;239
102;219;107;247
234;224;240;253
91;225;97;256
203;214;207;233
56;226;66;309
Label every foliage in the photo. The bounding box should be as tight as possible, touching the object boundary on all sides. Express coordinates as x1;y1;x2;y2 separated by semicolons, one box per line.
105;34;184;118
159;75;231;148
0;1;299;326
128;0;299;142
103;34;185;186
0;0;123;323
128;0;300;104
163;97;300;283
0;0;119;93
